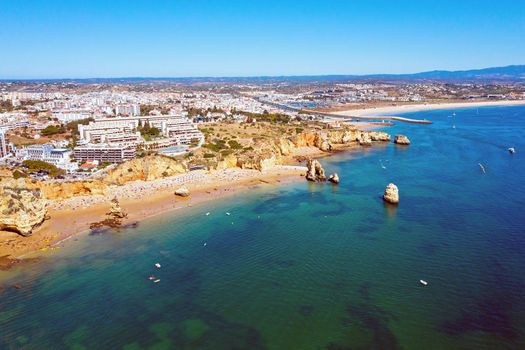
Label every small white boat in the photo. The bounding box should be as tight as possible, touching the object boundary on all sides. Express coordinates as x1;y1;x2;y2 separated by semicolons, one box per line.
420;279;428;286
478;163;486;174
148;276;155;280
226;212;231;216
155;263;161;268
203;242;207;246
508;147;516;154
206;212;210;216
153;279;161;283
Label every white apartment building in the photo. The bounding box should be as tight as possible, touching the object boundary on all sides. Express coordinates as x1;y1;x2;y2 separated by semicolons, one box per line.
100;132;142;145
0;112;31;129
161;117;204;145
0;128;10;158
52;110;92;123
78;120;139;142
115;104;140;116
74;144;136;163
23;144;78;173
78;115;203;146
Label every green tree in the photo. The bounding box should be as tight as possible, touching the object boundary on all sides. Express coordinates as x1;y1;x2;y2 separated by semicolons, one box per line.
41;125;65;136
22;160;65;178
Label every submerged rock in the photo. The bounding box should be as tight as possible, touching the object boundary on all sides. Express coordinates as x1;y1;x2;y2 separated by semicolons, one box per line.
174;186;190;197
305;159;327;182
394;134;411;145
0;178;48;236
383;183;399;204
328;173;340;184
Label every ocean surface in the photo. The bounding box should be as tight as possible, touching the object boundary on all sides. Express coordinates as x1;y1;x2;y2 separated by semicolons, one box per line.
1;106;525;349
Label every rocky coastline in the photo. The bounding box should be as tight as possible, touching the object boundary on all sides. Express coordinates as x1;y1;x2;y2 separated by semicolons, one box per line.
0;126;398;262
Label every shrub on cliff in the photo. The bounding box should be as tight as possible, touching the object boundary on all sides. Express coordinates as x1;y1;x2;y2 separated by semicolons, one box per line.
22;160;65;178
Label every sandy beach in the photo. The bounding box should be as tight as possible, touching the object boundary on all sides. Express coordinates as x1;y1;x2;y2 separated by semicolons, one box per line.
0;165;308;263
332;100;525;117
0;131;372;266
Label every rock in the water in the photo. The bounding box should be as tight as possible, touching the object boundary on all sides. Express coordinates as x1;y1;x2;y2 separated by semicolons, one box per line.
328;173;340;184
394;134;410;145
305;159;327;182
383;183;399;204
369;132;391;142
0;178;48;236
357;132;372;146
174;186;190;197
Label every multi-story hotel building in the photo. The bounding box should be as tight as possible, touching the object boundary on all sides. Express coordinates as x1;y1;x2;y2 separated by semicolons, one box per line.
0;128;10;158
161;117;204;145
115;104;141;116
23;144;78;173
74;144;136;163
78;115;203;146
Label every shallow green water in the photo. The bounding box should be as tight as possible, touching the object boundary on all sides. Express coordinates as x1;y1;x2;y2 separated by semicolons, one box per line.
1;106;525;349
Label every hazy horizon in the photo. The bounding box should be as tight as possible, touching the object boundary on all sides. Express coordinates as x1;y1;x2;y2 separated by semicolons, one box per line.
1;64;524;81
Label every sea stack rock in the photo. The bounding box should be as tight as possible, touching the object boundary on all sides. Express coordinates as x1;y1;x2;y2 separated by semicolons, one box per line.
383;183;399;204
0;178;48;236
369;132;391;142
174;186;190;197
394;135;410;145
306;159;327;182
107;198;127;219
328;173;340;184
357;132;372;146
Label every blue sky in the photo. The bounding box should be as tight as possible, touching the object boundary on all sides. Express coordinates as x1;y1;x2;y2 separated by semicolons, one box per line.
0;0;524;78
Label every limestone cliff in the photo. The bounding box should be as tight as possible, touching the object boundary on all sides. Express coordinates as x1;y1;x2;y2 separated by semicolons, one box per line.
215;154;238;170
227;128;390;172
104;155;188;185
32;180;107;200
0;178;48;236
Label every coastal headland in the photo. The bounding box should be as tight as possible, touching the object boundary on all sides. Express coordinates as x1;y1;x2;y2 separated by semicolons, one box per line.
2;100;524;269
0;123;392;264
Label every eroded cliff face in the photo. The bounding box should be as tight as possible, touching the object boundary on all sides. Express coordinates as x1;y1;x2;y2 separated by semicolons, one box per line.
104;155;188;185
215;154;238;170
212;128;391;172
32;181;107;200
0;178;48;236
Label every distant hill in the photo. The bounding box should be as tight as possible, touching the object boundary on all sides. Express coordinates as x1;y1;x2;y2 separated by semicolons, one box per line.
2;65;524;84
363;65;525;82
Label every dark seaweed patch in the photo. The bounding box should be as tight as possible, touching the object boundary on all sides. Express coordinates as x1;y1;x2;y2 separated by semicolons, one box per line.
440;298;518;340
340;303;400;350
357;283;371;301
298;305;314;317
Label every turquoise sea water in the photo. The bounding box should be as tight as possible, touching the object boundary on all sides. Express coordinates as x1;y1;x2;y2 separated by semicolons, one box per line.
1;106;525;349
